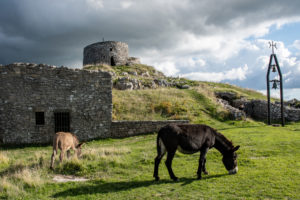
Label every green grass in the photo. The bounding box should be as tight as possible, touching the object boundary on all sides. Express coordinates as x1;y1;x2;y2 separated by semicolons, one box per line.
1;122;299;199
112;87;231;123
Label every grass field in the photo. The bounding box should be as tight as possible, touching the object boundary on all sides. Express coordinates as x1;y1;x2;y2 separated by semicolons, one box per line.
1;122;299;199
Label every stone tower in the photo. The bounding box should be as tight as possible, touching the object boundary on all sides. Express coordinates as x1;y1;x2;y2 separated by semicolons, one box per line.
83;41;129;66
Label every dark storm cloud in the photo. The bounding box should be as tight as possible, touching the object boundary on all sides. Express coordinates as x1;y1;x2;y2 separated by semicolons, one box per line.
1;0;300;70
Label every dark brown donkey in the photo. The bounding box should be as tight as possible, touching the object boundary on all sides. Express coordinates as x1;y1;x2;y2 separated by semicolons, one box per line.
50;132;84;169
154;124;240;181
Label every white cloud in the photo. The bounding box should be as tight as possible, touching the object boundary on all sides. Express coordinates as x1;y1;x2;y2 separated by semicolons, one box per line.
154;61;179;76
121;1;133;9
181;64;249;82
86;0;104;9
292;40;300;50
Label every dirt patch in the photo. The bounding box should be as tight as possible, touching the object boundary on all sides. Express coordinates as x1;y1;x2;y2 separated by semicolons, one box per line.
53;175;89;183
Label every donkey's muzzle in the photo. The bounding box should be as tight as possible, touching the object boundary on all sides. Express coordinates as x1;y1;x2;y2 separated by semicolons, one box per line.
228;166;238;174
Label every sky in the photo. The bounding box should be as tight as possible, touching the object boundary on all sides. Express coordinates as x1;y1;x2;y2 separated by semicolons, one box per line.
1;0;300;99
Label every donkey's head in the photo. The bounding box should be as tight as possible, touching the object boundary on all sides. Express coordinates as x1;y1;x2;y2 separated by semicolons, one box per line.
76;143;84;157
222;145;240;174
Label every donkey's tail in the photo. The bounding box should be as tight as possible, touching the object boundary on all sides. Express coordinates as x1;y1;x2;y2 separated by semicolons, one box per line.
156;130;166;156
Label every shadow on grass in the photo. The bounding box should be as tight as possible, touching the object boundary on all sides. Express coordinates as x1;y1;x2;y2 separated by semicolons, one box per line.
52;173;228;198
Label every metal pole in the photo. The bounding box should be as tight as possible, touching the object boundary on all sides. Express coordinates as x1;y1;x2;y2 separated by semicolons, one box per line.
266;55;272;125
274;55;285;126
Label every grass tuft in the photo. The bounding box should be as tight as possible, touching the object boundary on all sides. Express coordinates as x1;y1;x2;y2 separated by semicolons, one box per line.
0;151;10;164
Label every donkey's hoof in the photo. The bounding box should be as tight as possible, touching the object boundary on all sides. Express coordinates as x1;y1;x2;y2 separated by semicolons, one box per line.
203;171;209;175
154;177;160;181
172;176;178;181
197;175;202;180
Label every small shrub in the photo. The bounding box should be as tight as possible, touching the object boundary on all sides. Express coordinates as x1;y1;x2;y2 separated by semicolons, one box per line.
154;101;172;116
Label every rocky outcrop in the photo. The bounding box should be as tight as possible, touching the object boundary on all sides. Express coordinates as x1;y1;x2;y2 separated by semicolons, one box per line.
215;91;238;102
114;77;142;90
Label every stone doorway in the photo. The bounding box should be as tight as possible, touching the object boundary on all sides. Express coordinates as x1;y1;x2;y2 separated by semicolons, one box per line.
111;56;116;66
54;112;70;133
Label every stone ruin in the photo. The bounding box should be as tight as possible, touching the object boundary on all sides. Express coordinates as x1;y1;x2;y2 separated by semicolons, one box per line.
215;91;300;122
0;62;188;145
83;41;140;66
0;63;112;144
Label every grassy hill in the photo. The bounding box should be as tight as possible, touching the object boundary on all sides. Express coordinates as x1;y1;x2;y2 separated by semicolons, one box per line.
85;64;268;126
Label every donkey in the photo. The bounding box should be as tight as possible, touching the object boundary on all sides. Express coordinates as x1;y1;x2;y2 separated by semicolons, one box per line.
50;132;84;169
153;124;240;181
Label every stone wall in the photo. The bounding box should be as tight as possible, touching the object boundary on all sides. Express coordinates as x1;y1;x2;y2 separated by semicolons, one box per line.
244;100;300;121
215;92;300;122
83;41;129;66
111;120;189;138
0;63;112;144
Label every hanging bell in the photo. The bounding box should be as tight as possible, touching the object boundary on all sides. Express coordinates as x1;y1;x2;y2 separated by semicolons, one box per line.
272;81;278;89
272;65;277;72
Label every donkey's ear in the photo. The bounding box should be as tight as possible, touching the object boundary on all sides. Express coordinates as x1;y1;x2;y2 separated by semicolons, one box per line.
232;145;240;152
76;142;85;148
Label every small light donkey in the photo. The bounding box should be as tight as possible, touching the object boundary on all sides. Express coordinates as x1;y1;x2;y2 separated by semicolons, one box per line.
50;132;84;169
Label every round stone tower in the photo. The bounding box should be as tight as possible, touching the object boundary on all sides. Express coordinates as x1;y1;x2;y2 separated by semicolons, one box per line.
83;41;129;66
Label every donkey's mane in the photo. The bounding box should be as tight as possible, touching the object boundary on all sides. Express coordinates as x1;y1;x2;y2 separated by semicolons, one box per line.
211;128;234;149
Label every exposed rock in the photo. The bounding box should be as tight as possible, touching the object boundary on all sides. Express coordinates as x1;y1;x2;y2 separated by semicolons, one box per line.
177;84;190;89
114;77;143;90
141;71;150;77
108;71;116;77
217;99;246;120
115;77;134;90
154;79;170;87
115;81;133;90
130;78;142;89
286;98;300;108
215;91;238;103
232;98;249;110
128;71;138;76
121;72;128;76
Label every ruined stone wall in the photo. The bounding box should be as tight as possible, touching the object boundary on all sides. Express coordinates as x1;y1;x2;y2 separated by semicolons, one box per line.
111;120;189;138
0;63;112;144
83;41;129;66
244;100;300;121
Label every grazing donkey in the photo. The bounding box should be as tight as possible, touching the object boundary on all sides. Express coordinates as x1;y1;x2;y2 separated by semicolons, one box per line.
154;124;240;181
50;132;84;169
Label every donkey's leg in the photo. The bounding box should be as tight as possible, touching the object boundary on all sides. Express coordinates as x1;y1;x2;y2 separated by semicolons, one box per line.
197;147;209;180
50;149;56;169
60;150;65;163
154;138;166;181
154;153;165;181
165;151;178;181
67;150;71;159
202;158;208;175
